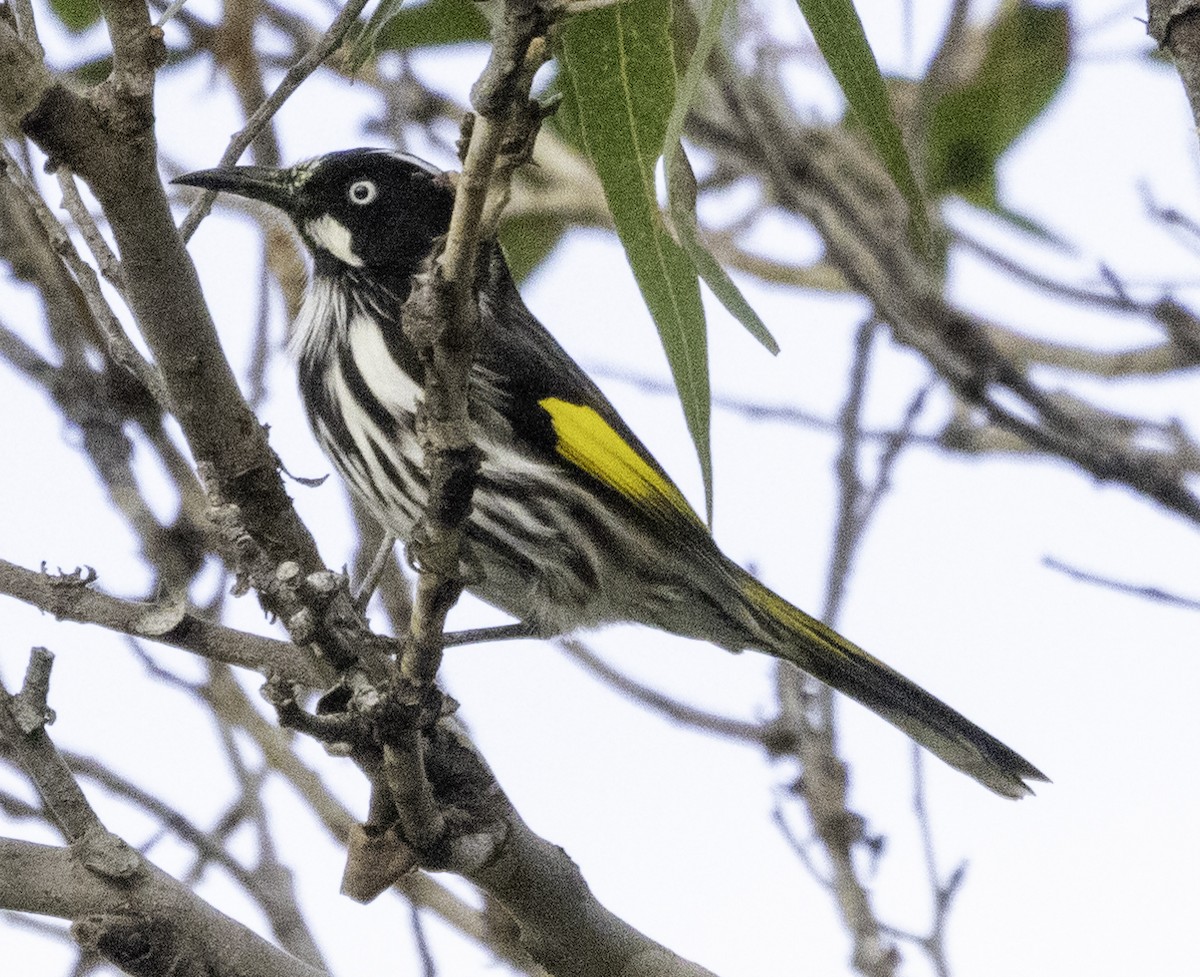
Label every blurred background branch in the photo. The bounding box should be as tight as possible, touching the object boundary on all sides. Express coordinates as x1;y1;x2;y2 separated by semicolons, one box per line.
0;0;1196;974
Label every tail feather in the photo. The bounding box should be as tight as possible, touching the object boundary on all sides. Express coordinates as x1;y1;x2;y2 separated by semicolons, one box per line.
738;575;1047;798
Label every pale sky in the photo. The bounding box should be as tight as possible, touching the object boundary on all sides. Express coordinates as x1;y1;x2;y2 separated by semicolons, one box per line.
2;2;1198;975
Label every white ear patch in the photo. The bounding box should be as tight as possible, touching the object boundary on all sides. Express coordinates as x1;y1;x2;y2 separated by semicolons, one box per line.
304;214;364;267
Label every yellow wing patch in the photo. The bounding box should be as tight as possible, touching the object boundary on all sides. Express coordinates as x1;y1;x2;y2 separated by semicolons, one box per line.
539;397;702;525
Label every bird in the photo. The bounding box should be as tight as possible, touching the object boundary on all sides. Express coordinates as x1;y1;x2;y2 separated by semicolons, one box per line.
176;148;1047;798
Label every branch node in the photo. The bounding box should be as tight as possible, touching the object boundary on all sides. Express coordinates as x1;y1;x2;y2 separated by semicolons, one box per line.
12;646;56;733
341;821;419;902
77;825;142;880
304;569;344;596
131;592;188;638
275;560;304;586
285;607;318;646
40;562;98;588
72;913;178;976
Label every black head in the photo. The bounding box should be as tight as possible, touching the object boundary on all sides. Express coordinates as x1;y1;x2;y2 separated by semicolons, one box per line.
175;149;455;279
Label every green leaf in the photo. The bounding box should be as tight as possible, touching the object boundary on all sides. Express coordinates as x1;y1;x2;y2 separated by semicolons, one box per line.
662;0;778;356
986;202;1068;246
346;0;410;73
500;212;567;284
69;55;113;86
794;0;932;253
67;47;192;86
49;0;101;32
667;146;778;354
375;0;491;51
560;0;713;522
925;2;1070;210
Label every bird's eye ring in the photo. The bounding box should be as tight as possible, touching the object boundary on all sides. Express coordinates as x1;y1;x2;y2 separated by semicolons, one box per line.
348;179;378;205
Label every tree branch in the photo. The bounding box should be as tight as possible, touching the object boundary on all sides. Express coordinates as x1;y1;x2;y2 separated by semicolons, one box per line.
397;0;550;683
1043;556;1200;611
0;558;326;687
0;6;332;592
1148;0;1200;141
0;839;329;977
0;650;127;866
777;319;898;977
178;0;372;240
557;638;766;745
690;84;1200;526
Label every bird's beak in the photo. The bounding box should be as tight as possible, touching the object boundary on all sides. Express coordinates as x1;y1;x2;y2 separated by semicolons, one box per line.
173;164;298;212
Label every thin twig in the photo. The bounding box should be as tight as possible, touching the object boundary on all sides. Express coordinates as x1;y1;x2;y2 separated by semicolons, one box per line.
775;318;898;977
7;0;45;61
178;0;372;241
354;534;398;613
911;746;939;915
351;498;414;634
0;650;138;881
824;317;877;622
410;904;438;977
770;803;834;891
1043;556;1200;611
0;788;43;820
910;744;955;977
0;144;170;411
589;362;944;445
856;381;934;530
154;0;192;27
557;638;766;744
246;250;273;406
55;169;126;296
443;621;536;646
1142;183;1200;252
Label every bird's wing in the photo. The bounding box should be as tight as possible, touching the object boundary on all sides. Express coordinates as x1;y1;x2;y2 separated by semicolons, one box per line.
476;248;706;529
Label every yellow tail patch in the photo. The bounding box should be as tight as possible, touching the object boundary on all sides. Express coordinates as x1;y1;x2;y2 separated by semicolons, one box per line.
539;397;701;524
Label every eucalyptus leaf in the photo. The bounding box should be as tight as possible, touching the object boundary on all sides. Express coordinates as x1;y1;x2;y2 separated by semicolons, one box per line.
49;0;101;33
926;2;1070;210
667;147;778;354
68;48;192;86
346;0;410;74
794;0;932;254
500;212;567;284
375;0;491;51
662;0;778;355
560;0;713;521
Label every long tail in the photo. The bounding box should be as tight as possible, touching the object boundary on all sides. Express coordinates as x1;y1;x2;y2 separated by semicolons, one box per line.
736;573;1047;798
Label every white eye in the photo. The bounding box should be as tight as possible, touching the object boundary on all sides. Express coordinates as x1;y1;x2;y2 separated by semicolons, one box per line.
348;179;377;205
